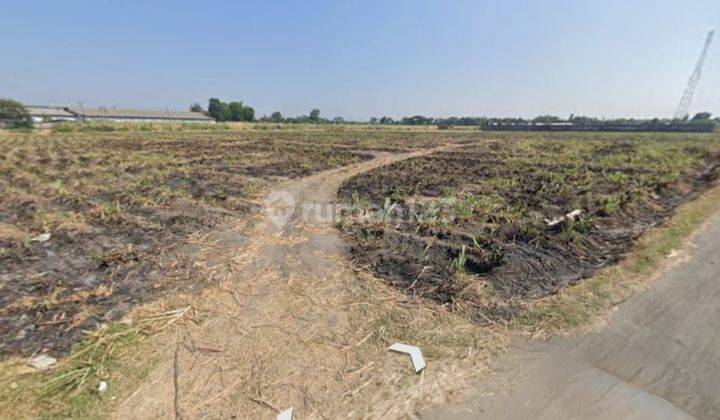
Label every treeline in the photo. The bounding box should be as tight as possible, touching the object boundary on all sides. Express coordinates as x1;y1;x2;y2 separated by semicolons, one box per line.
191;101;350;124
188;99;717;129
366;115;564;126
366;112;719;127
368;115;483;126
256;109;346;124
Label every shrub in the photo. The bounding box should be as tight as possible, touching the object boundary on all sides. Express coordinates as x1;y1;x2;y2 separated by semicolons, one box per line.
0;98;33;129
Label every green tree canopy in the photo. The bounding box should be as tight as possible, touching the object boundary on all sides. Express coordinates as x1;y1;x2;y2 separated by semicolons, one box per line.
270;111;283;123
309;108;320;122
241;105;255;122
207;98;230;121
0;98;32;128
401;115;434;125
189;103;204;113
533;115;561;123
228;101;246;121
208;98;254;122
692;112;712;121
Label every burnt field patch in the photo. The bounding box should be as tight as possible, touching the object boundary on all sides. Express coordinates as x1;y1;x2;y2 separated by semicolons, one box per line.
0;130;378;357
338;134;720;320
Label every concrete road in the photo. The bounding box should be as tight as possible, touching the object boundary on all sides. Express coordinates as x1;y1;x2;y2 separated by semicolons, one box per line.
426;212;720;419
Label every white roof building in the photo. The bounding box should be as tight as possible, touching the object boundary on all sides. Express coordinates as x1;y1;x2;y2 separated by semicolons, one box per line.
66;107;213;123
26;106;77;122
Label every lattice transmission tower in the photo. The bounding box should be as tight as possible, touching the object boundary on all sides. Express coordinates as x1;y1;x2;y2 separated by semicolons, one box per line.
674;29;716;120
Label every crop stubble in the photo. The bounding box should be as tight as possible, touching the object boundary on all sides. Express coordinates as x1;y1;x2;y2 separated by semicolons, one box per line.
338;135;720;320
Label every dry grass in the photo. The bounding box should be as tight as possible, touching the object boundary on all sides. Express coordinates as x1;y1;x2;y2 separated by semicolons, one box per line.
513;181;720;337
12;173;717;418
2;128;720;419
0;296;196;418
0;200;501;419
338;135;720;310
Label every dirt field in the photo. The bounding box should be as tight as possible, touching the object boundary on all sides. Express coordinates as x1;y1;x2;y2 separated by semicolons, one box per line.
338;134;720;320
425;192;720;419
1;126;720;418
0;128;478;357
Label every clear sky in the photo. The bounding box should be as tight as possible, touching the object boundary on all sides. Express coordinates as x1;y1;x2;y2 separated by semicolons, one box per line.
1;0;719;120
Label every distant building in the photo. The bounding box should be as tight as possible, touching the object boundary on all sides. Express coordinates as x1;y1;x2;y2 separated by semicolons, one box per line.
26;106;77;123
66;107;213;123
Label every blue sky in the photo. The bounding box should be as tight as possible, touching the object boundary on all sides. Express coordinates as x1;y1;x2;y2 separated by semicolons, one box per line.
1;0;719;120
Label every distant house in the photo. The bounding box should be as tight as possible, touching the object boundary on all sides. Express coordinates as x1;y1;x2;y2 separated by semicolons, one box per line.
66;107;213;123
26;106;77;123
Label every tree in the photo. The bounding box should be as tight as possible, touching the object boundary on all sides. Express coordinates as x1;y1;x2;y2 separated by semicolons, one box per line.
228;101;245;121
0;98;32;128
270;111;283;123
208;98;230;122
242;105;255;122
692;112;712;121
227;101;255;122
533;115;561;123
189;103;204;113
569;115;596;123
402;115;433;125
207;97;221;119
332;116;345;124
309;108;321;122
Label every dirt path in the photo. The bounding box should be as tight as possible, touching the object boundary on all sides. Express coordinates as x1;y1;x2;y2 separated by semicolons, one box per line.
113;146;467;419
424;211;720;419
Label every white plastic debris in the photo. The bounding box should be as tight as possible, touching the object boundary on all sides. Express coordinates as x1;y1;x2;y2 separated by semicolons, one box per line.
545;209;583;227
97;381;108;393
277;407;293;420
388;343;426;373
566;209;582;220
31;233;51;242
28;354;56;370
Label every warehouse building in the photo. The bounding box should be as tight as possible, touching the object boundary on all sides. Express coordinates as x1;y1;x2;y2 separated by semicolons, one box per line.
66;107;213;123
26;106;77;123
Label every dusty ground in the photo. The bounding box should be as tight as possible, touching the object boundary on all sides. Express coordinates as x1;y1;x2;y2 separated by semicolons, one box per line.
113;145;500;419
113;136;720;419
338;137;720;320
0;127;483;357
424;200;720;419
3;127;720;418
0;131;374;356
